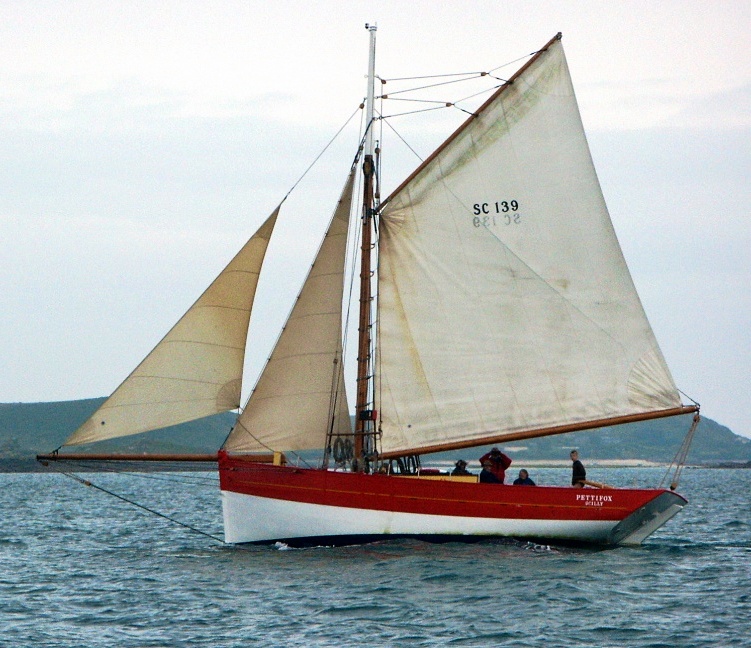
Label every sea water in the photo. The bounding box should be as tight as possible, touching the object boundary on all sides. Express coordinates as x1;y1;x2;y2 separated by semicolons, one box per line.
1;466;749;647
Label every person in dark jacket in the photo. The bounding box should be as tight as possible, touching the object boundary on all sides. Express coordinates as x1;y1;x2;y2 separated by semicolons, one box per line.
479;460;501;484
513;469;536;486
451;459;472;476
478;447;512;484
570;450;586;487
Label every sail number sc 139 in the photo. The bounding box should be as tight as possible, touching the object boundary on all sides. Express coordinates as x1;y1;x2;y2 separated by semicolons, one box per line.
473;199;521;226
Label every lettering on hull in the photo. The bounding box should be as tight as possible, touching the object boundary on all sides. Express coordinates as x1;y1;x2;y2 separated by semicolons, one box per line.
576;493;614;507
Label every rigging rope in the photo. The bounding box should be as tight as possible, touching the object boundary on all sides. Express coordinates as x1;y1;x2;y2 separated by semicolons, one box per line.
231;131;372;471
381;51;533;84
660;412;701;490
282;104;362;202
378;73;490;98
373;49;534;120
53;467;225;544
378;113;424;163
381;70;487;82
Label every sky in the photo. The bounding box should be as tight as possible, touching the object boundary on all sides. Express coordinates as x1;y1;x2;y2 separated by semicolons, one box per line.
1;1;749;438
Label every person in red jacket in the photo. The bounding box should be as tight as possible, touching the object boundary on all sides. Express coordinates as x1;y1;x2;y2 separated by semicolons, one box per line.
478;447;512;484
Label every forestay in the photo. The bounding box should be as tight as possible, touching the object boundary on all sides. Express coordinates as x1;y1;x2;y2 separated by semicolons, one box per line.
376;37;680;456
225;173;355;453
64;211;278;446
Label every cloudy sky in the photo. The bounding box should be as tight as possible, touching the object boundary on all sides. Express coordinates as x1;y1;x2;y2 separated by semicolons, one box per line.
2;1;749;438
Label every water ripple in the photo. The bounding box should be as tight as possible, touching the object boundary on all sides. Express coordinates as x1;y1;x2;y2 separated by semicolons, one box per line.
2;468;750;646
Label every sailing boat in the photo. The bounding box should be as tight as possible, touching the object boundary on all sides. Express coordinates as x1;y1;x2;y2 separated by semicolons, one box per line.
40;30;699;547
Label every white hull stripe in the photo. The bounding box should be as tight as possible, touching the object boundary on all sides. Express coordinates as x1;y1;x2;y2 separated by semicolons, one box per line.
221;490;618;545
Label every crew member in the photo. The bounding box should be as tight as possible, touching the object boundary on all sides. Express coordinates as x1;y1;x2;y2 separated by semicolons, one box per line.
571;450;586;487
479;460;501;484
451;459;472;476
478;447;512;484
513;469;536;486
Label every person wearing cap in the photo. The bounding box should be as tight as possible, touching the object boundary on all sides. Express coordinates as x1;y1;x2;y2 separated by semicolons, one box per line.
479;460;501;484
478;447;512;484
451;459;472;476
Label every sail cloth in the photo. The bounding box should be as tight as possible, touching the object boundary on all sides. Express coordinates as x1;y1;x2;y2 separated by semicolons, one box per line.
225;172;355;454
376;37;681;456
64;210;279;446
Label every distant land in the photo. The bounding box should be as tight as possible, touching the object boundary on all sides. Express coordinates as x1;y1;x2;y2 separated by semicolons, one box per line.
1;397;750;471
0;398;235;472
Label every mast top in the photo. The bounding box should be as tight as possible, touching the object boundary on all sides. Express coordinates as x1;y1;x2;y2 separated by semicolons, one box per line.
364;23;377;158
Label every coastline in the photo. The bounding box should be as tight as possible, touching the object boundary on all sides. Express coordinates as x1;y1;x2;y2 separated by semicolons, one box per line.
6;457;751;474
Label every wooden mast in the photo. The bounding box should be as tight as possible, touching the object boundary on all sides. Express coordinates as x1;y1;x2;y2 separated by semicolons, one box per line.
354;24;378;471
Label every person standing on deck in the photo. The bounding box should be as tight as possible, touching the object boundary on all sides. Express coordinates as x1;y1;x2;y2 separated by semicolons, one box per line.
478;447;512;484
570;450;586;487
479;460;501;483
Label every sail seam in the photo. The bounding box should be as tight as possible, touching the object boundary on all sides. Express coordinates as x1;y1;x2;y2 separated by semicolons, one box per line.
110;376;232;386
157;340;246;350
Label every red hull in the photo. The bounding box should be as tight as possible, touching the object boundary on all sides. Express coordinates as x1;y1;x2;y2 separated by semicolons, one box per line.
218;455;687;546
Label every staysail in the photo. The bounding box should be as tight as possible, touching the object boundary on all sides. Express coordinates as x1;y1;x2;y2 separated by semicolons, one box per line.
376;35;682;457
224;172;355;454
64;210;279;446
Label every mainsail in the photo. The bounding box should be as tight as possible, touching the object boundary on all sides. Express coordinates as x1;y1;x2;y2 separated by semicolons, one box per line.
224;172;355;454
376;36;681;457
64;210;279;446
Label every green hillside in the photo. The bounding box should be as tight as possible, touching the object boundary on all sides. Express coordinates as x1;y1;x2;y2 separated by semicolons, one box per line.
1;398;749;471
0;398;234;471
